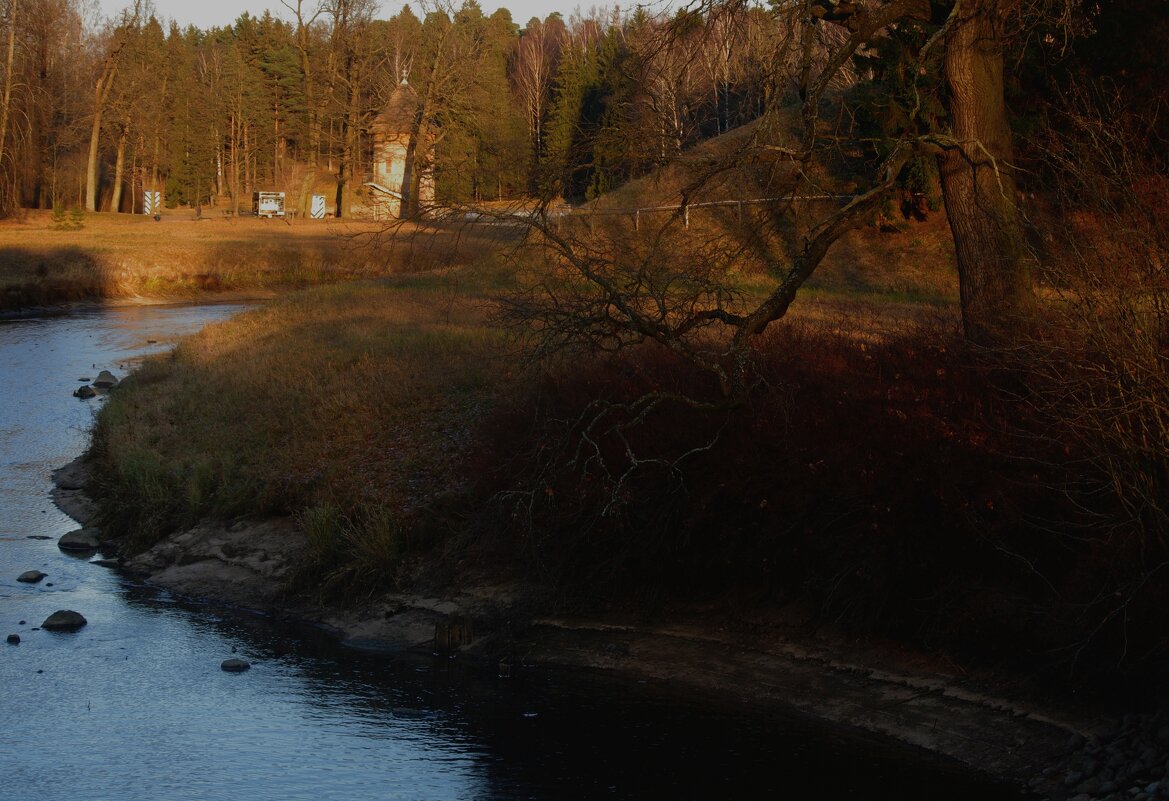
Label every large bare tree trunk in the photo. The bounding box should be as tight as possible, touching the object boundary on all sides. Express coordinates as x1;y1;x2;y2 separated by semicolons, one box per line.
86;54;122;212
334;58;355;219
0;0;16;213
939;0;1032;343
85;112;103;212
401;55;440;219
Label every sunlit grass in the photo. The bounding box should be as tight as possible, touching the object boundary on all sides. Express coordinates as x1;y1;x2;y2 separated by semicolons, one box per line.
0;211;514;309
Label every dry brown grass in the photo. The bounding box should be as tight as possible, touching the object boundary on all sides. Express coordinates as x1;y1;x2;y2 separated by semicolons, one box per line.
0;210;514;310
88;268;513;596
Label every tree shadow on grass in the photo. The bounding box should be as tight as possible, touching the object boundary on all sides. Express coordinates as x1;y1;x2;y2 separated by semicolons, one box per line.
0;247;114;311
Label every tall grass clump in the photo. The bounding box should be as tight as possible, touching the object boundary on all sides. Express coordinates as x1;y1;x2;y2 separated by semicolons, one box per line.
292;502;409;601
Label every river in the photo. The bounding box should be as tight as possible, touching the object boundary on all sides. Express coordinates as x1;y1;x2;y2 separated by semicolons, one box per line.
0;302;1021;800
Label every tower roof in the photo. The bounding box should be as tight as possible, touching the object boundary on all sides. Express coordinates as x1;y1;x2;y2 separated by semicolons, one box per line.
373;80;419;134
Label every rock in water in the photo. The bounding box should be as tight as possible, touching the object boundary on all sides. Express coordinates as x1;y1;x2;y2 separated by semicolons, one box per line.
58;528;100;552
17;570;47;583
92;370;119;389
42;610;87;631
6;634;19;644
53;461;87;491
221;658;250;672
73;385;96;399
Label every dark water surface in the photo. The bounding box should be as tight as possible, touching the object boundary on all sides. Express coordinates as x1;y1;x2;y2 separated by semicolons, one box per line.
1;303;1022;800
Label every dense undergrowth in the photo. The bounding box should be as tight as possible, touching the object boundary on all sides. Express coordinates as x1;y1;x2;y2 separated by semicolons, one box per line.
84;204;1167;693
480;314;1167;691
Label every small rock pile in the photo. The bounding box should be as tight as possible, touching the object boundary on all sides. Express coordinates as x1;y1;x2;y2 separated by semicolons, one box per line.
1037;714;1169;801
73;369;119;399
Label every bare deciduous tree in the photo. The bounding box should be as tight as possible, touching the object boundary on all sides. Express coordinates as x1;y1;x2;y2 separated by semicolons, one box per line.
510;15;562;181
496;0;937;408
280;0;325;166
84;3;141;212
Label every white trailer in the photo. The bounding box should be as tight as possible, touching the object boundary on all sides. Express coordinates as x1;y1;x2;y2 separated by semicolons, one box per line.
252;191;285;218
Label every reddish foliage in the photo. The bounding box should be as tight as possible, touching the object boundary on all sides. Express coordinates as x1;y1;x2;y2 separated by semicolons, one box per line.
477;322;1168;691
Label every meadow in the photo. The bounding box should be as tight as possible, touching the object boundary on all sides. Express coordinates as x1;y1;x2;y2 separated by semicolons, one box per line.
0;209;511;310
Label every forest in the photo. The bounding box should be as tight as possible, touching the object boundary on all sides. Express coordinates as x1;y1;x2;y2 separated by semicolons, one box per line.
0;0;818;217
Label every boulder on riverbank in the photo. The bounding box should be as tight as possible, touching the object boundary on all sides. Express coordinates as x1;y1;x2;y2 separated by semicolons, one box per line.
17;570;47;583
124;518;308;609
58;527;100;552
52;457;96;525
52;460;87;491
93;370;119;389
73;385;96;399
42;610;87;631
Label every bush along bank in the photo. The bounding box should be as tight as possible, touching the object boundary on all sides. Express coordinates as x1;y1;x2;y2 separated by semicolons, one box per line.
86;272;1169;691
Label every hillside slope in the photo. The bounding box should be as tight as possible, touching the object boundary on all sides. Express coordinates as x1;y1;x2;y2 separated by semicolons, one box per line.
572;110;961;318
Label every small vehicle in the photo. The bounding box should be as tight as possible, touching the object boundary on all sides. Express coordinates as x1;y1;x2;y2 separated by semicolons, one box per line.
252;191;285;218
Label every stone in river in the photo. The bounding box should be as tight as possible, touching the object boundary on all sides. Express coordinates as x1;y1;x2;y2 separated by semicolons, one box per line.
17;570;47;583
41;610;87;631
221;658;251;672
73;385;96;399
6;634;19;644
92;370;119;389
58;528;100;552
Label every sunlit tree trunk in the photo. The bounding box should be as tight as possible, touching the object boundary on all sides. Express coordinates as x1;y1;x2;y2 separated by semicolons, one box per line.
86;45;126;212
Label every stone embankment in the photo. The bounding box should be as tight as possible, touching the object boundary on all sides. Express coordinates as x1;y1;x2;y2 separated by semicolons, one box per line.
1036;714;1169;801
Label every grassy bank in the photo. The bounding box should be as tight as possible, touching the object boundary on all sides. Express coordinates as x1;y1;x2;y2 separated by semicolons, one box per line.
0;210;512;310
89;269;512;597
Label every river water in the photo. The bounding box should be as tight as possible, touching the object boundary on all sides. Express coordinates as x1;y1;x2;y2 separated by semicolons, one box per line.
1;302;1021;800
